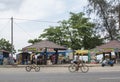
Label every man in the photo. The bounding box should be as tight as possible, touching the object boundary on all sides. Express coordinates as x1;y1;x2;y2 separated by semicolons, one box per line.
73;53;81;71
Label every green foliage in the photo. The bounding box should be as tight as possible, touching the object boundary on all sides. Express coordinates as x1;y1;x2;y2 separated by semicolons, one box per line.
39;12;103;50
28;38;42;44
0;38;15;53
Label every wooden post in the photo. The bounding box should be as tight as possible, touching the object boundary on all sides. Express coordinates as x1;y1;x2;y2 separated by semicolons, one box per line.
44;47;47;65
54;48;58;64
103;52;105;60
109;52;112;60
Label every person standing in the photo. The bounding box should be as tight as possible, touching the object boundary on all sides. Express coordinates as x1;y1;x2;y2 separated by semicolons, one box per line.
31;52;36;64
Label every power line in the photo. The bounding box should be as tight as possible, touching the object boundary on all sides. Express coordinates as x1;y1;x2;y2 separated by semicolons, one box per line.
13;18;59;23
0;17;60;24
14;22;35;38
0;18;10;20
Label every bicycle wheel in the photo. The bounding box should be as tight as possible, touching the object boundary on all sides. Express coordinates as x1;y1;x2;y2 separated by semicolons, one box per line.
35;66;40;72
68;64;77;72
25;66;31;72
80;65;89;73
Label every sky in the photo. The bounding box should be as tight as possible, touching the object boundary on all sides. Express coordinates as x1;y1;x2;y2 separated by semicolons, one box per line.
0;0;88;52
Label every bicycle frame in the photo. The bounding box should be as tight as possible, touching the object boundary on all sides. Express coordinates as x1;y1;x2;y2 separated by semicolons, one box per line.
68;62;89;73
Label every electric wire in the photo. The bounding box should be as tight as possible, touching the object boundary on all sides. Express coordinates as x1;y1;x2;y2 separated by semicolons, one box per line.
13;18;59;23
0;18;10;20
14;22;34;38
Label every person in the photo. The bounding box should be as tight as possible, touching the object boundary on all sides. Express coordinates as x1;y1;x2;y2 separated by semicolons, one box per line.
73;53;81;71
31;53;36;64
51;54;56;64
66;56;70;63
73;53;79;63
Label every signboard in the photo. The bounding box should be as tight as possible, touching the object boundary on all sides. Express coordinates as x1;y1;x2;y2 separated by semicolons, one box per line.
28;48;36;51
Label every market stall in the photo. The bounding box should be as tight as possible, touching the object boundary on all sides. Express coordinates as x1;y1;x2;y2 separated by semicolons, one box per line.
0;50;9;65
93;40;120;63
22;40;67;65
75;50;91;63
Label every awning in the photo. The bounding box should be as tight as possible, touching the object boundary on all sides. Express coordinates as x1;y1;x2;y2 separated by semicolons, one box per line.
75;50;89;55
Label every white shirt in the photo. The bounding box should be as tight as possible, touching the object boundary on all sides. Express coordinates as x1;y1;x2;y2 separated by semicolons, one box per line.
73;55;79;61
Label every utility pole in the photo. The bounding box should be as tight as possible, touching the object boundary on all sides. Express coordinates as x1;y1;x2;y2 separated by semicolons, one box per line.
11;17;13;57
118;3;120;29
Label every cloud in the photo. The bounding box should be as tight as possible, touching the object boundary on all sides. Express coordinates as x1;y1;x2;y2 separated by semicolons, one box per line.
15;0;66;20
0;0;87;21
0;0;66;20
0;0;23;11
71;0;88;12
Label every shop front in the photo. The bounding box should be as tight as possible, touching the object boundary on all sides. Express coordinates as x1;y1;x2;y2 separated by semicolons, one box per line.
0;50;9;65
22;40;67;65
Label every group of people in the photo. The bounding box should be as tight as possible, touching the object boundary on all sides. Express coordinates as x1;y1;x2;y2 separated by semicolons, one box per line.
17;52;81;66
30;53;70;65
30;53;60;65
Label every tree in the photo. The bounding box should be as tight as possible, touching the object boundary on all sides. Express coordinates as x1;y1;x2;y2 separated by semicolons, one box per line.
39;26;65;45
87;0;120;40
39;12;103;50
28;38;42;44
111;0;120;29
0;38;15;53
68;12;103;49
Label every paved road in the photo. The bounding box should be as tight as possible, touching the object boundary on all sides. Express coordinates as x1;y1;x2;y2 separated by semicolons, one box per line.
0;66;120;82
0;65;120;73
0;71;120;82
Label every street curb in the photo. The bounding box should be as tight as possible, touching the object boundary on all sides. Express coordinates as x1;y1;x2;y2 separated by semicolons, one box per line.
0;64;102;68
1;64;120;68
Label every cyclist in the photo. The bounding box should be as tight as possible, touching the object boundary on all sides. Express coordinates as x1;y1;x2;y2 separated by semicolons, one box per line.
73;53;81;71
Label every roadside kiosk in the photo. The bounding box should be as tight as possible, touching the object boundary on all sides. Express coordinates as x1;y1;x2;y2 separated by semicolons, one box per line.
75;50;91;63
0;50;9;65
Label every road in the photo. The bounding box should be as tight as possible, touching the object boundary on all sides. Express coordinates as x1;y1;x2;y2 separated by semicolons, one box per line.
0;66;120;82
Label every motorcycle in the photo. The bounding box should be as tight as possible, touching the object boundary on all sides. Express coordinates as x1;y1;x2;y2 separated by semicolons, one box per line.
101;59;114;67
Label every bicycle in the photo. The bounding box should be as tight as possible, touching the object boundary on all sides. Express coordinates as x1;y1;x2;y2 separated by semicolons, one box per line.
68;61;89;73
25;64;40;72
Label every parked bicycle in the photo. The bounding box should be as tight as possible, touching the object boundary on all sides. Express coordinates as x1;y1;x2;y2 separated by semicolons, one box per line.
25;64;40;72
68;61;89;73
